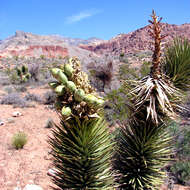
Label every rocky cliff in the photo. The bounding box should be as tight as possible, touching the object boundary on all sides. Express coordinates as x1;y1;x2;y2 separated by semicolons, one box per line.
0;31;102;60
80;23;190;55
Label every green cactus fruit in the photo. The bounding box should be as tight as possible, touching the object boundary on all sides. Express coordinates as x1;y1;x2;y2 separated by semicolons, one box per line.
74;89;85;102
55;85;65;96
84;94;98;105
57;71;68;84
64;64;73;77
48;81;60;90
50;68;62;79
61;106;71;117
66;81;76;92
94;98;105;108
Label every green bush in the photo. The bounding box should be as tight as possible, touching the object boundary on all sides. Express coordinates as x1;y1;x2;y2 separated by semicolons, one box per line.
167;122;190;185
11;132;27;149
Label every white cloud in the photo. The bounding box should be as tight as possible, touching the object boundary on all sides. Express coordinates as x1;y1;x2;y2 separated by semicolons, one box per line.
65;9;101;24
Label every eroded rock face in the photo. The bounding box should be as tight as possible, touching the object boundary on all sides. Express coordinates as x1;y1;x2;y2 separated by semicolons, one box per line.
0;45;68;58
80;23;190;55
0;31;102;59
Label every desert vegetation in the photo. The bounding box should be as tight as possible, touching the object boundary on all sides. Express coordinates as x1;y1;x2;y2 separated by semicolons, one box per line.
0;10;190;190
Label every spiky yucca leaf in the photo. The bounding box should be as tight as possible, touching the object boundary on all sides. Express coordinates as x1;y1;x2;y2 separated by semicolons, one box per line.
49;117;113;190
164;38;190;91
126;76;183;124
113;119;172;190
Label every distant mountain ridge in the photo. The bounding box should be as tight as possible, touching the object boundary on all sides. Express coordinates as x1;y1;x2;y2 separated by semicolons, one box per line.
80;23;190;55
0;31;104;48
1;23;190;59
0;31;103;61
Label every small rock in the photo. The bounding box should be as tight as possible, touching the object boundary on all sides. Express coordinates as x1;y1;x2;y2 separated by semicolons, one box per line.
23;184;43;190
13;187;22;190
7;118;15;123
12;111;22;117
0;120;4;126
28;180;34;184
47;168;56;177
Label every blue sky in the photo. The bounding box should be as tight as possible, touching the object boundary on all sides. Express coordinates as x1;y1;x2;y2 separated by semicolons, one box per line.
0;0;189;40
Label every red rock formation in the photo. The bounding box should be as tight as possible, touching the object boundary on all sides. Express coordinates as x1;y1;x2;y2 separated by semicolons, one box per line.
80;23;190;55
0;45;68;58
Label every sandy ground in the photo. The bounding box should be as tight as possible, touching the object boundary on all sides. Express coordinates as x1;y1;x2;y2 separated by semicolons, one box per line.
0;85;60;190
0;86;189;190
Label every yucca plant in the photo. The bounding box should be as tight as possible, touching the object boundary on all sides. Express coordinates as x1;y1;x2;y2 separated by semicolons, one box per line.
48;57;113;190
113;10;183;190
113;120;172;189
49;117;113;189
164;38;190;91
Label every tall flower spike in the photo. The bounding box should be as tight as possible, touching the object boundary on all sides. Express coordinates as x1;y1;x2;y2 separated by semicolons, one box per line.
148;10;166;79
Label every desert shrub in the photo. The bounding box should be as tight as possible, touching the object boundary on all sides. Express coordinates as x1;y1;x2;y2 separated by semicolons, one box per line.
3;85;15;94
9;70;20;84
118;63;138;81
167;122;190;185
118;61;151;81
171;162;190;185
44;118;54;128
0;92;29;107
140;61;151;76
24;93;42;103
40;54;45;59
119;53;129;63
14;85;27;92
105;60;151;124
28;63;39;81
11;132;27;149
104;87;129;124
43;90;56;105
0;71;11;85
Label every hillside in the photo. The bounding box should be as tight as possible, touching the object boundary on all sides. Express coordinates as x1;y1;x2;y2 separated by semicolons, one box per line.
80;23;190;55
0;31;103;62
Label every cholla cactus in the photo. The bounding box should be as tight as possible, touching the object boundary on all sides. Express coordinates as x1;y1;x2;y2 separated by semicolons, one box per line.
49;57;104;119
16;65;31;83
48;57;113;190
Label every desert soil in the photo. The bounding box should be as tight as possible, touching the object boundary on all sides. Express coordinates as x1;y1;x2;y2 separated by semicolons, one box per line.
0;86;189;190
